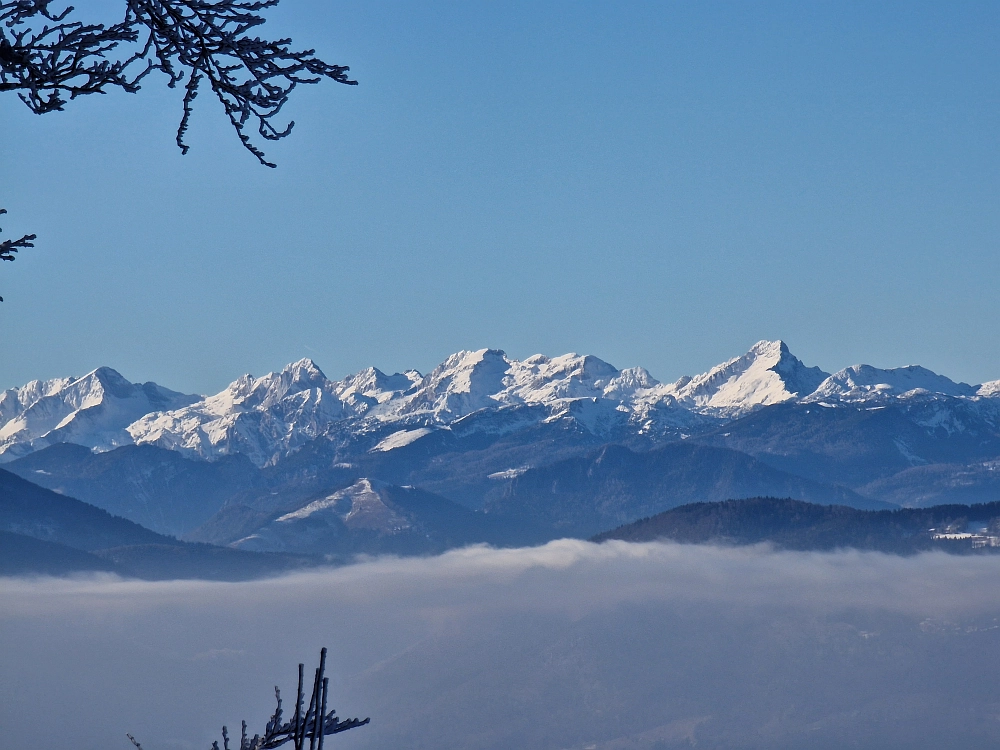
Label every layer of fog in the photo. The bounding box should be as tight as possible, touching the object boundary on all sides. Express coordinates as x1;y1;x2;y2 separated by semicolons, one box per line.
5;540;1000;750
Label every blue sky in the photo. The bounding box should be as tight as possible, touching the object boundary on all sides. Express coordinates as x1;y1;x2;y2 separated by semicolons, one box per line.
2;1;999;394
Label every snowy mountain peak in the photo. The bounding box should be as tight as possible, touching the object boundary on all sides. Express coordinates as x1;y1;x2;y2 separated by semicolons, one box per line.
808;364;979;403
399;348;512;418
0;376;75;425
274;478;396;526
549;353;620;385
499;352;627;406
336;367;421;403
128;358;351;466
271;358;329;394
283;358;327;382
752;339;787;359
226;359;330;410
668;340;829;415
615;366;658;389
979;381;1000;398
0;368;197;461
232;478;410;552
7;341;999;468
88;366;137;398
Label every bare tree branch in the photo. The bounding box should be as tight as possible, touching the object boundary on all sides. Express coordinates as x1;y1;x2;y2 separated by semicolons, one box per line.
0;1;357;166
129;648;369;750
0;209;35;301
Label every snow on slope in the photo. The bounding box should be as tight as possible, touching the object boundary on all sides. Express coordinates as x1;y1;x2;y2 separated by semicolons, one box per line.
6;341;999;466
0;368;197;461
275;478;406;530
232;478;410;552
128;359;429;465
807;364;979;403
657;340;830;416
335;366;422;413
0;376;74;426
393;349;658;418
394;349;511;418
131;359;352;465
503;352;635;404
124;349;657;464
122;344;808;464
978;381;1000;398
371;428;433;452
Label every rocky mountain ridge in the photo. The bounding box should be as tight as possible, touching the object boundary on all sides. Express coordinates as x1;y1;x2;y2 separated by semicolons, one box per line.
0;367;197;461
5;341;1000;555
594;496;1000;555
4;341;997;467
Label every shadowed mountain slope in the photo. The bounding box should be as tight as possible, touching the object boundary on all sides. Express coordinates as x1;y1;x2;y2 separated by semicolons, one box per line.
230;478;478;555
484;442;889;539
0;467;176;551
0;469;316;580
692;401;1000;487
858;460;1000;508
4;342;1000;558
7;442;262;536
594;496;1000;554
195;477;546;553
0;530;120;576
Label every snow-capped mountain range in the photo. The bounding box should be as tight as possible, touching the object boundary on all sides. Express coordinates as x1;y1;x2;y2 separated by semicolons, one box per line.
3;340;998;466
0;368;197;462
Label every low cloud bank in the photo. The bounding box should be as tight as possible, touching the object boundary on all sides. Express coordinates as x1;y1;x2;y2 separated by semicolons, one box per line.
4;540;1000;749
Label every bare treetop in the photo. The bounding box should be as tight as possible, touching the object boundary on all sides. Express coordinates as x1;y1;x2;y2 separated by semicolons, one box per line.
128;648;369;750
0;0;357;167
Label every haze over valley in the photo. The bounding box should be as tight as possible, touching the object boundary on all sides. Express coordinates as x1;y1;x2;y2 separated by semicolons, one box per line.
4;2;1000;747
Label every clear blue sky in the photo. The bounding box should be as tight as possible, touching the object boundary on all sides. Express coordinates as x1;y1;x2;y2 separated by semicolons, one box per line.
2;1;999;394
